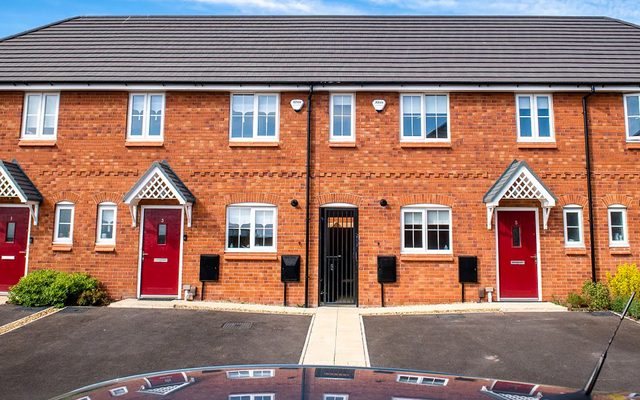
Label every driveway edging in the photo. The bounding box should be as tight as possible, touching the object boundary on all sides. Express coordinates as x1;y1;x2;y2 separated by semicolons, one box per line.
0;306;63;335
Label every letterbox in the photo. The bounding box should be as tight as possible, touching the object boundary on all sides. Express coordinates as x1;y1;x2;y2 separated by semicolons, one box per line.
281;255;301;282
458;256;478;283
377;255;397;283
199;254;220;282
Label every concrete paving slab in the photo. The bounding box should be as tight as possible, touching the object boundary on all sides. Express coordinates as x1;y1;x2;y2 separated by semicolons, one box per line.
109;298;314;315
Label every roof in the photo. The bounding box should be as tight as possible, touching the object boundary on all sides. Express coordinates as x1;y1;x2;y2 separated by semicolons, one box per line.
1;15;639;85
0;160;43;203
483;159;557;205
124;160;195;205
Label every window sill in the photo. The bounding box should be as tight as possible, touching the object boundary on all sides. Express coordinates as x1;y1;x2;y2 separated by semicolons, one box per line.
400;254;454;262
125;140;164;147
625;142;640;150
517;142;557;149
18;139;56;147
229;141;280;148
52;244;72;252
224;253;278;261
565;247;587;256
94;244;116;253
400;142;451;148
329;141;357;148
610;247;631;255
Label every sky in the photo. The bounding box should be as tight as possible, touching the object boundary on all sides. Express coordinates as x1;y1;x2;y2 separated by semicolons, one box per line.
2;0;640;38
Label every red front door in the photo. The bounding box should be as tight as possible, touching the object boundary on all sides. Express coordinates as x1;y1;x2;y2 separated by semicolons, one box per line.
0;207;30;292
140;208;182;297
497;210;539;299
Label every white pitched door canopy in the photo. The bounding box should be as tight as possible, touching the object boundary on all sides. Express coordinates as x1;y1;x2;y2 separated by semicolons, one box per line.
124;161;196;227
0;160;43;225
483;160;557;230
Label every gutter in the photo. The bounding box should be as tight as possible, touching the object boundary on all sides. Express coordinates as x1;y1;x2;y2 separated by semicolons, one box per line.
304;85;314;308
583;86;597;282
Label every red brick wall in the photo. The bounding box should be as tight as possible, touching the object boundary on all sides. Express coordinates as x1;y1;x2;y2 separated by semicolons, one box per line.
0;89;633;305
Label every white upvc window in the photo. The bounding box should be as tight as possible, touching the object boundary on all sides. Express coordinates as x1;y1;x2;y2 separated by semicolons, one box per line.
397;374;448;386
53;202;75;245
96;203;117;245
229;395;274;400
324;395;349;400
21;92;60;139
401;205;452;254
400;93;449;142
226;204;277;252
608;205;629;247
226;369;275;379
563;206;584;248
230;93;279;141
624;94;640;141
516;94;554;142
330;93;355;142
127;93;165;140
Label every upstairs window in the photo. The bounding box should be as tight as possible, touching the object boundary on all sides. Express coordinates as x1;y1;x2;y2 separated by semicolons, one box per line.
563;206;584;247
226;204;277;252
400;94;449;142
96;203;117;245
330;94;355;142
625;94;640;141
230;94;279;141
608;205;628;247
54;202;75;245
401;205;452;254
21;93;60;139
516;94;554;142
127;93;164;140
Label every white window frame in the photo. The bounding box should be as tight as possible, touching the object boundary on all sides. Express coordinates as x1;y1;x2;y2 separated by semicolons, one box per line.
562;205;584;248
396;374;448;386
226;369;275;379
515;93;555;142
608;205;629;247
229;93;280;142
126;93;165;141
401;204;453;255
21;92;60;139
53;202;75;245
330;93;356;142
399;93;450;143
225;203;277;253
324;395;349;400
96;203;117;246
229;395;274;400
624;93;640;142
109;386;128;397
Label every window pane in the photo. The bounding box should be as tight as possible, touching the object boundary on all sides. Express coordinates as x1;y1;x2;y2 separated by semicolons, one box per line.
438;230;450;250
257;95;276;137
518;96;531;116
6;222;15;243
254;210;274;247
157;224;167;245
519;117;532;137
25;95;41;135
610;211;623;226
612;226;625;241
538;117;550;137
130;95;145;136
231;94;254;138
58;208;72;224
148;95;163;136
567;227;580;242
627;95;640;116
57;223;70;239
536;96;550;116
629;117;640;137
512;226;521;247
100;209;115;239
404;211;423;248
402;96;422;137
42;95;58;136
566;211;579;227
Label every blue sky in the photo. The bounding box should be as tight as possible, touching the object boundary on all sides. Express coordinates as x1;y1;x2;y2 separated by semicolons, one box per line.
2;0;639;38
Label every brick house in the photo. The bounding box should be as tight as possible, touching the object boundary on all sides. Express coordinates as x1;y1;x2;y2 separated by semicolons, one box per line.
0;16;639;306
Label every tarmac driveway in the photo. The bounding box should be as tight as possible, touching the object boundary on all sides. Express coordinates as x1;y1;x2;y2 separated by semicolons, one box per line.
364;311;640;393
0;307;311;400
0;304;46;325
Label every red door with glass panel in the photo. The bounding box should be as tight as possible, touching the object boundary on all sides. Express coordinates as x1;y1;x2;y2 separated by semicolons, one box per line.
497;210;539;299
140;208;182;297
0;207;30;292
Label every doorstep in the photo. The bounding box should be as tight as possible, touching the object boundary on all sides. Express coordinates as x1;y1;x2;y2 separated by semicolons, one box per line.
0;296;7;305
359;301;567;315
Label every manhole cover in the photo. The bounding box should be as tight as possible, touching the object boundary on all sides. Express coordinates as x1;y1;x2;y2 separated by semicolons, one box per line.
222;322;254;330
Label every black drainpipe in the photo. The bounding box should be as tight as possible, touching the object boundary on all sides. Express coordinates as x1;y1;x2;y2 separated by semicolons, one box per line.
583;86;597;282
304;85;314;308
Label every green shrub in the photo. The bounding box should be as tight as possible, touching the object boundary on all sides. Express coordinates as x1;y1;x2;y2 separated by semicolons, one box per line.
77;286;111;306
581;280;610;311
611;295;640;319
607;263;640;299
9;269;102;308
566;292;587;309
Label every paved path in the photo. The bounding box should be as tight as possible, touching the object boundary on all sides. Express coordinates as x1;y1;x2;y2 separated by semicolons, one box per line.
300;307;369;367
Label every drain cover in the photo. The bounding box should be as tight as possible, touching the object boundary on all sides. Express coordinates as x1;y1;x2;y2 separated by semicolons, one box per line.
222;322;254;330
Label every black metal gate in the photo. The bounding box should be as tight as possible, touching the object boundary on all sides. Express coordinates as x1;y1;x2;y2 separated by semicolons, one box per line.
319;208;358;305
